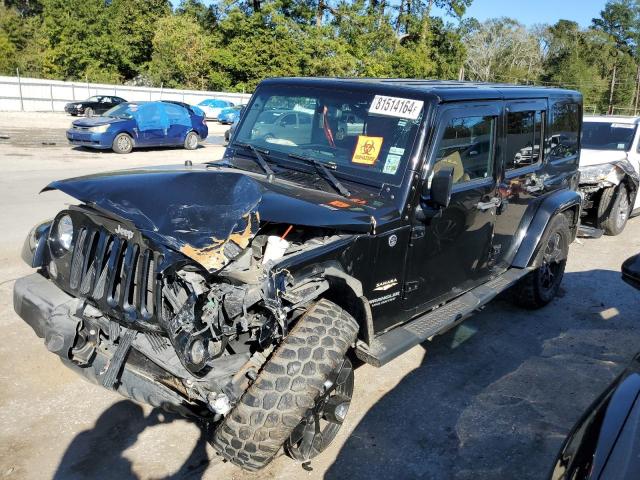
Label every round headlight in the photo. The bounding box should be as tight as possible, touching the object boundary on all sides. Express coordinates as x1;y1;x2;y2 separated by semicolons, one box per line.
56;215;73;251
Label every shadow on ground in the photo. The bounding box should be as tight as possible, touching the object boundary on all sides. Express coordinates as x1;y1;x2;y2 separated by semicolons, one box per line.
52;268;639;480
325;268;640;480
53;401;210;480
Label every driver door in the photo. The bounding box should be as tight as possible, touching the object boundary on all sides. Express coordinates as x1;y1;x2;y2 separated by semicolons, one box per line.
403;103;502;316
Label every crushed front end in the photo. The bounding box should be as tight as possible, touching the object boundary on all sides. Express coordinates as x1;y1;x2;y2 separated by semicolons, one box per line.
15;201;351;420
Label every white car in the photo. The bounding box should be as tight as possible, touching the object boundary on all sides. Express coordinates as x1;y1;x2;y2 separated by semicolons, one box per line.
579;115;640;235
197;99;235;120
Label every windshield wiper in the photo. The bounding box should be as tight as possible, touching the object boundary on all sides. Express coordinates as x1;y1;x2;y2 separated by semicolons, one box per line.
233;142;275;182
288;153;351;197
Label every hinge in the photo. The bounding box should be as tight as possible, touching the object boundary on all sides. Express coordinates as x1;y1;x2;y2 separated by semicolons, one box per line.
410;226;425;242
403;280;420;299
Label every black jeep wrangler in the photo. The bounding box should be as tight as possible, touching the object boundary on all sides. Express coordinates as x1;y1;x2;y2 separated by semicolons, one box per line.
14;78;582;471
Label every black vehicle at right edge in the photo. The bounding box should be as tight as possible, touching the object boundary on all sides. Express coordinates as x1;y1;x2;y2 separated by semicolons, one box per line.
14;78;582;471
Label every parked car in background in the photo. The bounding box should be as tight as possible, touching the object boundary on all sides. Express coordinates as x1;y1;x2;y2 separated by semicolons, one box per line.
64;96;127;117
250;110;313;145
579;116;640;235
550;252;640;480
224;106;244;144
197;98;234;120
66;100;208;154
218;105;245;124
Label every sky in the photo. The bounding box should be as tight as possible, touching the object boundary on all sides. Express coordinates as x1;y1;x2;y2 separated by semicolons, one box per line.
171;0;608;28
435;0;608;27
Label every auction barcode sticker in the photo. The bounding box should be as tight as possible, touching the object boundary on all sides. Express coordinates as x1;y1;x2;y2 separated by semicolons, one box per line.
369;95;424;120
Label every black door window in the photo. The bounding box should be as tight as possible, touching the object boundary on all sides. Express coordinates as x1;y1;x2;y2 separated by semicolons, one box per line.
433;115;495;184
505;110;543;169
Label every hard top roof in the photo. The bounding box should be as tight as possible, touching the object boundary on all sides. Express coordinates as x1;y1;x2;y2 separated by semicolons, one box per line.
261;77;581;103
584;115;640;124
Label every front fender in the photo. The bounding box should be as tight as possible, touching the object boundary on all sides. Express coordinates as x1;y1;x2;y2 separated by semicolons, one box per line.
512;189;581;268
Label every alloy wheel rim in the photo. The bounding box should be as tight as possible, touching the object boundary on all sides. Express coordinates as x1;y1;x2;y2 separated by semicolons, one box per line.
617;193;630;229
286;357;354;461
117;136;130;151
188;134;198;148
540;232;563;290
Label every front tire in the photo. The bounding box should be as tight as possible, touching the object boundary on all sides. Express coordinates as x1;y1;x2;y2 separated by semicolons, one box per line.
597;184;630;236
84;107;94;117
211;299;359;471
112;133;133;154
512;213;571;309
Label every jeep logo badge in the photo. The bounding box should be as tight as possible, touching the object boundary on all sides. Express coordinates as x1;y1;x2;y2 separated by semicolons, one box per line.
115;225;134;240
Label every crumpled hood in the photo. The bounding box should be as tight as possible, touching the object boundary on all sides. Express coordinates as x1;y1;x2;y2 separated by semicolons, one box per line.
43;164;387;271
580;149;628;168
72;117;125;128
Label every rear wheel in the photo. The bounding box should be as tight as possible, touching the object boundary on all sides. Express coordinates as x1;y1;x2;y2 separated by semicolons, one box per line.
597;184;630;236
211;299;359;471
112;133;133;154
512;214;570;309
184;131;199;150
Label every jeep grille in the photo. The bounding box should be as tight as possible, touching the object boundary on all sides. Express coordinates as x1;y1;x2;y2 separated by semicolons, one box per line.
67;224;161;323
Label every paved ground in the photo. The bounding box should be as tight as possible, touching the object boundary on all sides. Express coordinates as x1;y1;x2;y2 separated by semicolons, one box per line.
0;112;638;480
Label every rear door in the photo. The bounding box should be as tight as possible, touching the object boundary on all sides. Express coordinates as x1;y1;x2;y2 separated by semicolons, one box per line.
164;103;191;145
493;99;547;268
403;102;501;315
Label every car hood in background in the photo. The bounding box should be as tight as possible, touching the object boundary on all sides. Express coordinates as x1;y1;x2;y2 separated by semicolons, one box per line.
42;164;391;271
579;149;628;168
72;117;126;128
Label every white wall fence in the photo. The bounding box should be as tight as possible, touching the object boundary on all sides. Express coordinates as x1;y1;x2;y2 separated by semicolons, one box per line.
0;75;252;112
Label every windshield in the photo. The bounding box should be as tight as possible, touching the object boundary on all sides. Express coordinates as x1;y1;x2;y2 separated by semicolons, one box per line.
104;103;137;119
234;85;425;184
582;121;637;151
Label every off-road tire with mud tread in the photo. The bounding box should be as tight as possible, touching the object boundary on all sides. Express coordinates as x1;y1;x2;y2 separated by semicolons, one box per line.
597;184;629;236
211;299;359;471
511;213;570;309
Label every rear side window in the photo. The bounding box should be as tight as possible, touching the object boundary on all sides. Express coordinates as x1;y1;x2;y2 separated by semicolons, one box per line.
505;111;543;169
548;102;580;160
433;115;496;184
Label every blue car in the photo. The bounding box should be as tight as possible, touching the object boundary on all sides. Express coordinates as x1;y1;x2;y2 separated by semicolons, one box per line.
218;105;245;125
66;101;208;154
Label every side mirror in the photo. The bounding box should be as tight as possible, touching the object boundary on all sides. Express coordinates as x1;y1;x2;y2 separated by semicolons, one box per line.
424;165;454;209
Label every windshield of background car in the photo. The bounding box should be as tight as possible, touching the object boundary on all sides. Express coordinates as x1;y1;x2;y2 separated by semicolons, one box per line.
104;103;138;119
234;85;425;185
582;121;637;151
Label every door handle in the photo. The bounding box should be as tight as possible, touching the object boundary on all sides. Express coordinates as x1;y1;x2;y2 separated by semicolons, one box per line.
476;197;501;211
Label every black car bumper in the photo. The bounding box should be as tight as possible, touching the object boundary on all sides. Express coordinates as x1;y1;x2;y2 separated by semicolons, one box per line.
13;273;204;417
64;105;82;115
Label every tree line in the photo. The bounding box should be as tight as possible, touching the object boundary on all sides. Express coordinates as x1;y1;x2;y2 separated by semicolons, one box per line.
1;0;639;114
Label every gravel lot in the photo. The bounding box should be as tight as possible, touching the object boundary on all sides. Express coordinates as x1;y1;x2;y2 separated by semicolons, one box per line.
0;112;639;480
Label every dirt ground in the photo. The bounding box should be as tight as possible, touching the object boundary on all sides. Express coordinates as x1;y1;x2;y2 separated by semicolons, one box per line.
0;112;639;480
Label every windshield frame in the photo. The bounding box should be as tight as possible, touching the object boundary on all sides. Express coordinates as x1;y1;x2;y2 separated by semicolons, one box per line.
582;121;638;151
230;82;429;188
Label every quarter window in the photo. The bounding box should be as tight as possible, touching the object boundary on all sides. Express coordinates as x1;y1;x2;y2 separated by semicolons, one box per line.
548;102;580;160
433;116;495;184
505;111;543;169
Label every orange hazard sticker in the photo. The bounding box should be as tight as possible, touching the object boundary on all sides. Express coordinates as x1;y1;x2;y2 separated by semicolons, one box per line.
352;136;383;165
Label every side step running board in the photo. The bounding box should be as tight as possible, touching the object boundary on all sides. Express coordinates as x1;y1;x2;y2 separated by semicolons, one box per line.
355;268;532;367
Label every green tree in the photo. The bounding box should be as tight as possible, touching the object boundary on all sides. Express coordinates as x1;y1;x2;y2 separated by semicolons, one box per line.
148;15;215;89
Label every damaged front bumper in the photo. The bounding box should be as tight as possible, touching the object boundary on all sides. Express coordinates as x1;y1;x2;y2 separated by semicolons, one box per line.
13;272;211;418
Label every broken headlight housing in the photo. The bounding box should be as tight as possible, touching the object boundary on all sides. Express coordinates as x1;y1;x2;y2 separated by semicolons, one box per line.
579;163;624;185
